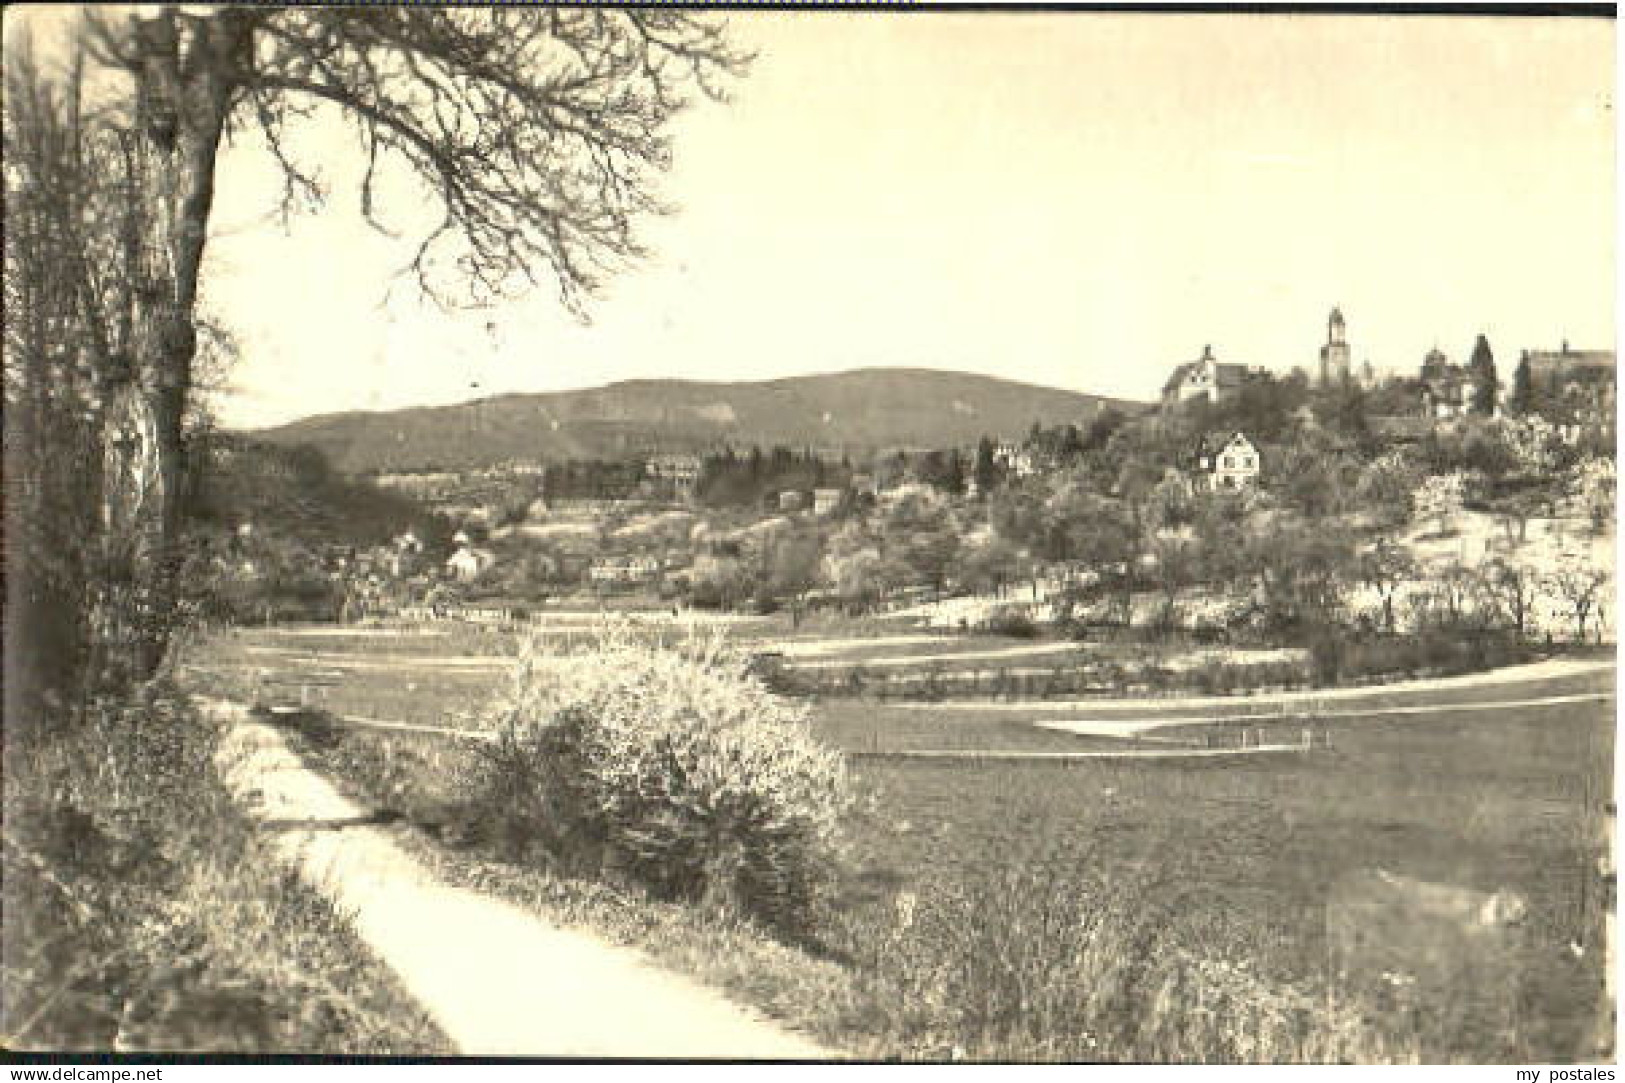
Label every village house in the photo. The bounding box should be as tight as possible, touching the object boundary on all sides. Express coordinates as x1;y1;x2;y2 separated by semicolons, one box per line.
1191;431;1261;492
589;554;662;584
813;487;844;516
384;530;424;578
993;441;1036;478
373;471;462;499
1161;345;1255;408
446;543;496;582
1419;347;1476;419
645;454;702;495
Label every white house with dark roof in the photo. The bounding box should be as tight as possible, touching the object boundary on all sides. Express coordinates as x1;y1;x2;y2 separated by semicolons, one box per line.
1191;432;1261;492
1162;345;1252;408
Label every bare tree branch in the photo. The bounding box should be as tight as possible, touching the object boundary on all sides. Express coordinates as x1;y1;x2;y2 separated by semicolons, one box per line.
229;7;749;311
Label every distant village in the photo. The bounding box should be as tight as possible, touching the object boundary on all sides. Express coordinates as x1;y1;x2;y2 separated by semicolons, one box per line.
202;306;1615;637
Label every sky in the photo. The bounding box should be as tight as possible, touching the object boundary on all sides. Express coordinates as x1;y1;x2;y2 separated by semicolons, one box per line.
10;9;1618;428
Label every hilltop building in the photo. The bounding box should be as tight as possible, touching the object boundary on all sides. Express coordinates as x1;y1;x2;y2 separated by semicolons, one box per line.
1516;342;1615;436
1319;308;1351;386
1161;346;1253;408
1519;342;1616;395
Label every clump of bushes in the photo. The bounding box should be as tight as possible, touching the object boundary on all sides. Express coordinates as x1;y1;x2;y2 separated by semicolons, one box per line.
1307;624;1532;687
982;607;1041;639
473;624;852;939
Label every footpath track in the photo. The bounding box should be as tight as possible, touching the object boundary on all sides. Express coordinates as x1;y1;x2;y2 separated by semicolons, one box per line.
204;698;832;1059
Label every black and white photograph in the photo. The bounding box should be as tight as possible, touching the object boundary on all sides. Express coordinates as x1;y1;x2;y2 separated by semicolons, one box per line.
1;2;1616;1064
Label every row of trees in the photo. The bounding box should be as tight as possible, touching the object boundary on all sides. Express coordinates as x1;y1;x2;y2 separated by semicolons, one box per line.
697;446;852;508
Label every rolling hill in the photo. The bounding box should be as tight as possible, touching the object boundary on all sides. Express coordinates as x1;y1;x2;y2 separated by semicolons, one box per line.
251;367;1144;474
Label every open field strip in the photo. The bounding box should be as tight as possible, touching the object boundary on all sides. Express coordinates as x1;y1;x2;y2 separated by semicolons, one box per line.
520;609;772;627
898;656;1614;713
850;743;1315;763
782;641;1084;670
250;625;452;639
767;634;956;658
242;646;510;670
263;707;498;743
206;699;832;1058
1036;691;1617;738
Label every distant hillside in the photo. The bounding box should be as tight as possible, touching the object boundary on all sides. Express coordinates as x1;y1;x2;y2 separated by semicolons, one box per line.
250;368;1144;474
190;436;449;547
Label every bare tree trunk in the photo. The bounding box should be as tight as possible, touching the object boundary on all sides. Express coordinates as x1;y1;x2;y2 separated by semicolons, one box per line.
98;11;243;680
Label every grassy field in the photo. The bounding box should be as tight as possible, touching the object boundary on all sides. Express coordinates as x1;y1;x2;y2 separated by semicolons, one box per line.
184;624;1614;1061
837;697;1612;1060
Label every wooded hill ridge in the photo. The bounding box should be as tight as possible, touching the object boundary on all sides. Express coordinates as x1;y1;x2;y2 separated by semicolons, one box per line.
250;368;1143;473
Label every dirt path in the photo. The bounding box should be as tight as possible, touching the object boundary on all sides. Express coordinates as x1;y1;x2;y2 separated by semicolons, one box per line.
202;699;832;1059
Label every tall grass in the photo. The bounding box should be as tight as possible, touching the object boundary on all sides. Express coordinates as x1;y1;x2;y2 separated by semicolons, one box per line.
829;863;1423;1063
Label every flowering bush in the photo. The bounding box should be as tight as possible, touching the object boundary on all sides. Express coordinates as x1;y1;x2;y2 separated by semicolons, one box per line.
1411;473;1466;536
1568;456;1616;531
476;623;851;938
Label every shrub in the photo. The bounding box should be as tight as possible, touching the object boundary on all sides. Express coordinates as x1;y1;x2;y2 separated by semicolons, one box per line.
475;624;851;938
984;607;1040;639
1306;624;1348;686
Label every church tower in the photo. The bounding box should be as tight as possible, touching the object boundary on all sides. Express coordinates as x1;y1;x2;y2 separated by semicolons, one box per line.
1319;306;1351;386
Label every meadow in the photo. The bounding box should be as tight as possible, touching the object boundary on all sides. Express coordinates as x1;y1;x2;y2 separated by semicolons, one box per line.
184;622;1615;1061
838;696;1612;1060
